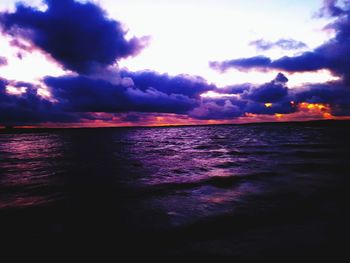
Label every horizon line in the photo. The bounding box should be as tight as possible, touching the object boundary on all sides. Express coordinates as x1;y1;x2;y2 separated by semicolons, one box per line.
2;119;350;132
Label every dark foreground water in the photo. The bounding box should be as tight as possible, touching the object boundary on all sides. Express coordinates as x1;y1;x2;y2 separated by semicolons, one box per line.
0;121;349;259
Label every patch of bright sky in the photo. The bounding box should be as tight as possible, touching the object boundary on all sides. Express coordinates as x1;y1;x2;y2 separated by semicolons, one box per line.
0;36;66;85
0;0;336;87
0;0;63;84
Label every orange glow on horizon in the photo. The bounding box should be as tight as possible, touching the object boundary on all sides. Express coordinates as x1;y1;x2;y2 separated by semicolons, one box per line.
244;113;257;118
275;113;283;119
299;102;328;111
298;102;335;120
2;102;350;129
298;102;331;116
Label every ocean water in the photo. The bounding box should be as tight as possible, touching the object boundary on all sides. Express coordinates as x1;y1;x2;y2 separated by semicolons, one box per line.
0;122;349;259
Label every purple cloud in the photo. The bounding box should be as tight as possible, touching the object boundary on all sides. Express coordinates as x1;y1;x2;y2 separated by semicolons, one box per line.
44;74;203;115
1;0;350;125
318;0;347;17
210;0;350;80
244;74;289;103
0;56;7;66
0;0;145;73
210;52;327;73
210;56;272;72
250;38;308;51
190;73;296;120
291;81;350;116
120;70;215;98
0;77;79;125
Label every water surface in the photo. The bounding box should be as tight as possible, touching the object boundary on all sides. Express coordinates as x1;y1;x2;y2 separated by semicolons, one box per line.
1;122;349;259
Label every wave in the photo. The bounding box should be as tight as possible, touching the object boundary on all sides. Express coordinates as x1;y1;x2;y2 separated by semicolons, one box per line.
133;172;280;198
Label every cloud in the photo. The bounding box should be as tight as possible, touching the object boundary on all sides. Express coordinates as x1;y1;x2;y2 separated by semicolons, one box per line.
5;69;344;125
189;99;244;120
0;0;214;125
0;0;145;73
44;71;294;121
317;0;347;17
120;70;215;98
190;73;296;120
0;77;6;88
42;72;295;122
249;38;308;51
202;72;350;119
274;72;289;84
7;70;293;123
44;73;205;115
0;77;79;125
1;0;350;126
210;56;272;72
0;56;7;66
291;81;350;116
125;87;198;114
210;52;327;72
210;0;350;80
244;74;289;103
45;75;128;112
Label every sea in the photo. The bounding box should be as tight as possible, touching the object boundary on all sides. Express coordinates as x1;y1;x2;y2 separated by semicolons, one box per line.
0;121;349;259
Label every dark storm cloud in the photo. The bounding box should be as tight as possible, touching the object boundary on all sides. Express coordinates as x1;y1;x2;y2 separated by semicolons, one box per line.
244;77;288;103
274;72;289;84
1;0;349;125
249;38;308;51
1;68;214;125
125;86;198;114
120;70;215;98
1;71;295;124
45;74;200;114
291;81;350;116
189;98;295;120
0;0;145;73
0;78;78;125
218;73;289;103
210;52;327;72
245;99;296;115
1;0;204;123
241;73;295;115
45;76;128;112
190;73;296;120
45;72;294;121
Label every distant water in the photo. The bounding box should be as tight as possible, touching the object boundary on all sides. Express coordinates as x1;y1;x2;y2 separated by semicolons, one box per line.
1;122;350;259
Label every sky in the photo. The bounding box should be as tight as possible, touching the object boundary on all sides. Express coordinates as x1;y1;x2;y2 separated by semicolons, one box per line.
0;0;350;127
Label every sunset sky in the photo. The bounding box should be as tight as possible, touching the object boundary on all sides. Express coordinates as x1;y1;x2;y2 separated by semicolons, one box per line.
1;0;350;127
